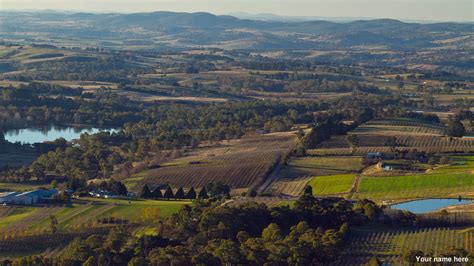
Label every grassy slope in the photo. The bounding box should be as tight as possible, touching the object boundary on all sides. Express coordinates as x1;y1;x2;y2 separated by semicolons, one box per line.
0;198;190;234
0;207;37;229
85;198;190;220
307;174;356;195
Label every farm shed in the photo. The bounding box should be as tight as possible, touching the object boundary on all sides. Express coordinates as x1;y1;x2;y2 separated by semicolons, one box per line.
0;192;21;204
0;189;58;205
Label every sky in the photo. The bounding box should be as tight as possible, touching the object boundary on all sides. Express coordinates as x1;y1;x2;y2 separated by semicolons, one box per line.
2;0;473;22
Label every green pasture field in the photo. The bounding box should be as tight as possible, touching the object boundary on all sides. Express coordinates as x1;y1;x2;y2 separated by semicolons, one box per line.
307;174;356;196
0;207;37;229
0;198;190;235
84;197;190;219
354;156;474;201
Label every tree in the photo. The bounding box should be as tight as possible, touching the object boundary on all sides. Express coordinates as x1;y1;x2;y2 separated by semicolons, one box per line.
241;238;269;264
174;187;185;199
198;187;209;199
163;186;174;200
303;185;313;196
439;156;450;164
128;256;148;266
110;181;128;196
346;134;359;155
105;227;127;253
31;162;46;179
49;214;58;234
365;256;381;266
384;136;398;155
206;183;230;198
236;231;250;244
140;184;152;199
151;188;163;199
85;235;103;250
60;238;92;263
363;203;378;220
356;108;374;124
262;223;282;242
397;81;404;91
447;117;465;137
185;187;197;199
295;143;306;157
213;239;243;264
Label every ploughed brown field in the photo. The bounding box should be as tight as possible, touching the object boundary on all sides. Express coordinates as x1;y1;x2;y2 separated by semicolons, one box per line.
127;132;297;192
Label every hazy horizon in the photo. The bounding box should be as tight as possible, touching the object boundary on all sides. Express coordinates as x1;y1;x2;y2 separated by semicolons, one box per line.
2;0;473;22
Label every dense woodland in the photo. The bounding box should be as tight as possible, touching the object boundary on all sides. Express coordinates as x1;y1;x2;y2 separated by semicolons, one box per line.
0;81;470;189
0;83;423;185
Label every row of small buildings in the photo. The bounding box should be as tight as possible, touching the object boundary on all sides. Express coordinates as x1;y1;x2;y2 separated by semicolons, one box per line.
0;189;58;205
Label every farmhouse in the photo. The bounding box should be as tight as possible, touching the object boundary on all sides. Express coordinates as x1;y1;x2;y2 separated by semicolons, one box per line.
0;189;58;205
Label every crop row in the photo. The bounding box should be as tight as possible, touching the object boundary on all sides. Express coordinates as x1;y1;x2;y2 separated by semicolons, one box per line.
0;207;16;218
136;134;296;190
266;176;311;196
318;134;473;152
0;228;109;253
355;119;447;136
0;204;120;238
346;228;473;256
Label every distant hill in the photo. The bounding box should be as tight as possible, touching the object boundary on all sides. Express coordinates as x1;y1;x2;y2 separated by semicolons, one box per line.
0;11;472;51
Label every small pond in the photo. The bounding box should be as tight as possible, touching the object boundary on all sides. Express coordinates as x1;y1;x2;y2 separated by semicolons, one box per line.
4;126;118;144
390;198;473;214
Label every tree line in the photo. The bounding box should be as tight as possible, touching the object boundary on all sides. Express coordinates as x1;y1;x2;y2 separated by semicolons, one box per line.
140;182;230;200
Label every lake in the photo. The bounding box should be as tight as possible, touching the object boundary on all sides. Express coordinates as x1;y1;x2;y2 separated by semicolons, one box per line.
4;126;118;144
390;198;473;214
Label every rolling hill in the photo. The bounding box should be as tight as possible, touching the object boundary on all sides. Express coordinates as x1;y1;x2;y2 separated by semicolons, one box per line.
1;11;472;51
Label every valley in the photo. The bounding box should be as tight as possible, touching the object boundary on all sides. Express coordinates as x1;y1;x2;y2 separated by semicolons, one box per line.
0;9;472;265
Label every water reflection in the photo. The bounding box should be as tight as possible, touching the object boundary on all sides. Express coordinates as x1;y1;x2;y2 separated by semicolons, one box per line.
390;198;473;214
4;126;118;144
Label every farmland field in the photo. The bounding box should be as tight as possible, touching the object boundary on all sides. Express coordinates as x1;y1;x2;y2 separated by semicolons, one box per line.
266;156;362;196
340;226;474;265
0;9;473;264
354;156;474;201
226;196;296;208
278;156;363;179
0;198;189;237
352;118;448;136
313;118;474;155
126;133;296;192
308;174;357;196
265;176;312;196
